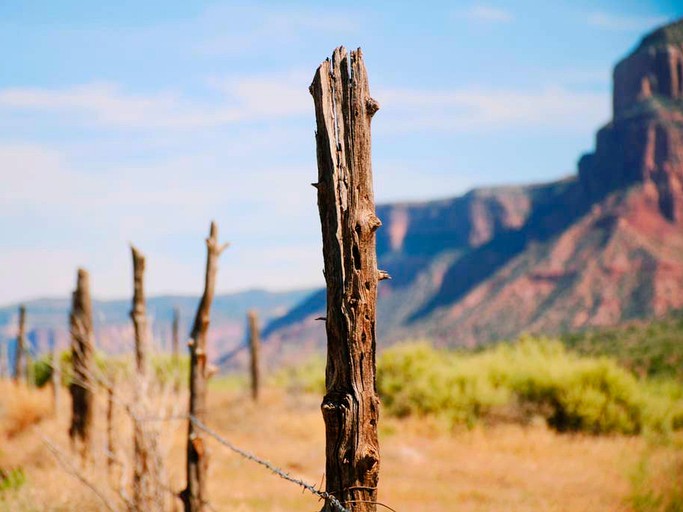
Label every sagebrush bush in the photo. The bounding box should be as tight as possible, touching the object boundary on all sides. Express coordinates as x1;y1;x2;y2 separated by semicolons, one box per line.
377;338;683;435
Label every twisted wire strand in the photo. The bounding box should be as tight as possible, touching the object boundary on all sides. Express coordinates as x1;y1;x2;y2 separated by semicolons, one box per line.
188;415;350;512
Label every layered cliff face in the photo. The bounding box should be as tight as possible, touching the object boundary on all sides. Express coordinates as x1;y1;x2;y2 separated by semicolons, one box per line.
264;19;683;353
580;20;683;222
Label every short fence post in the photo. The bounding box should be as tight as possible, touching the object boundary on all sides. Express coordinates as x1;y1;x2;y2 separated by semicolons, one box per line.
310;47;385;511
130;245;164;510
247;310;260;402
172;307;181;391
14;305;26;383
131;246;149;376
0;340;6;379
106;374;116;477
51;347;61;415
181;221;228;512
172;307;180;365
69;268;95;462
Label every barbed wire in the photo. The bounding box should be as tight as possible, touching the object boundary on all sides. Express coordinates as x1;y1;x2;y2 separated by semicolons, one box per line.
188;414;350;512
39;354;395;511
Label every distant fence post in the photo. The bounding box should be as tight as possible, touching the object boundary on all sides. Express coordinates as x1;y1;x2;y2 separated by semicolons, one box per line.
172;307;180;365
69;268;95;462
0;340;6;379
172;307;181;392
130;245;164;510
51;347;61;415
247;310;260;402
14;305;26;383
310;47;384;511
181;221;228;512
131;246;149;376
106;374;116;478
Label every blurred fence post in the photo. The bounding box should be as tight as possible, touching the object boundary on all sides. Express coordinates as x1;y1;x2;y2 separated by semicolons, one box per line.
172;307;180;364
247;310;260;402
310;47;385;512
106;374;116;478
14;305;26;383
173;307;181;391
52;347;61;415
130;245;164;510
69;268;95;462
181;221;228;512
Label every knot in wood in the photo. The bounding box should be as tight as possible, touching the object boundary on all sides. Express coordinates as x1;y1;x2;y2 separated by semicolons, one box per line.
366;98;380;117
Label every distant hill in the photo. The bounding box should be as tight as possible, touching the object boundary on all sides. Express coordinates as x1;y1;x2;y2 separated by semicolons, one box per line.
0;289;312;363
264;18;683;352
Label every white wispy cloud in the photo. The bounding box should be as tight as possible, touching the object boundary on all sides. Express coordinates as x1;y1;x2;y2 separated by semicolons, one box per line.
587;12;669;32
0;79;608;135
458;4;514;23
0;71;312;131
376;86;609;133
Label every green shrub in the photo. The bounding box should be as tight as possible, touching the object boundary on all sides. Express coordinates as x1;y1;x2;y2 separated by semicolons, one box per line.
376;337;683;435
29;357;53;388
378;342;509;427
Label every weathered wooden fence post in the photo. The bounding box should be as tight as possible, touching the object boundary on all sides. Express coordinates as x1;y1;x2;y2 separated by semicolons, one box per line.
247;310;260;402
310;47;384;512
130;245;164;510
13;305;26;383
69;268;95;461
26;349;33;387
51;346;61;415
106;374;116;477
131;246;149;375
172;307;181;392
172;307;180;365
181;221;228;512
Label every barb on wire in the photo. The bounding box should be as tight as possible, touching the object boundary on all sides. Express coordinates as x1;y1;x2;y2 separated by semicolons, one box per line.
41;436;118;512
188;415;350;512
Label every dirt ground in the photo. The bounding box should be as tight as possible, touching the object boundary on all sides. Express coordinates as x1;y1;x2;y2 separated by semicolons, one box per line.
0;381;677;511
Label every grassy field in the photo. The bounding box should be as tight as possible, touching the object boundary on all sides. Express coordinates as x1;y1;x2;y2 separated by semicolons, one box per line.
1;377;682;512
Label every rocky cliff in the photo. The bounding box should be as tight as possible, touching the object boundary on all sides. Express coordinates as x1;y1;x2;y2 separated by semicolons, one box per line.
264;19;683;352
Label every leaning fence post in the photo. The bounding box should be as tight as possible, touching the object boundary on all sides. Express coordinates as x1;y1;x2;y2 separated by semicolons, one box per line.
310;46;384;512
69;268;95;462
181;221;228;512
247;310;260;402
130;245;164;510
14;305;26;383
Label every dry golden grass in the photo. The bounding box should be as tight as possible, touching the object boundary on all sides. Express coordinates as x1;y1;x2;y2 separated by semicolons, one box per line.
0;381;52;439
1;380;681;511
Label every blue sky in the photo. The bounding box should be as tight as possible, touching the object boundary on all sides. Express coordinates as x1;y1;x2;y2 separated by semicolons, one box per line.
0;0;681;305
